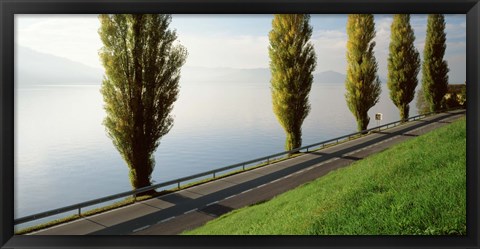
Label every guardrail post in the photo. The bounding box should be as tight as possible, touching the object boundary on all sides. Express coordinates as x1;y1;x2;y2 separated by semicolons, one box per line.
213;172;216;178
178;182;180;189
78;208;81;217
242;164;245;170
133;193;136;203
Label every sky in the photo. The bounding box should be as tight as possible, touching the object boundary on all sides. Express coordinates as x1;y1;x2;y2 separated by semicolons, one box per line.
15;14;466;82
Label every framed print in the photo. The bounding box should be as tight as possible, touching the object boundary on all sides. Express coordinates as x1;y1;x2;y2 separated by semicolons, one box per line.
1;0;479;248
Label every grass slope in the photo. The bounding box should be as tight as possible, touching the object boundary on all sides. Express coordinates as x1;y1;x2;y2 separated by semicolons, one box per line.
184;118;466;235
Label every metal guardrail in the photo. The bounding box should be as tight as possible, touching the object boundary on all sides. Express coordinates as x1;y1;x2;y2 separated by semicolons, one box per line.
14;108;464;226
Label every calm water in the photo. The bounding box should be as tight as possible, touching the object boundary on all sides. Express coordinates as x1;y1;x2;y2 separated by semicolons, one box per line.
14;81;417;229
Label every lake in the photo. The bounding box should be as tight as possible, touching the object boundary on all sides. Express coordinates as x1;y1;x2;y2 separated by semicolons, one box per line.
14;81;418;229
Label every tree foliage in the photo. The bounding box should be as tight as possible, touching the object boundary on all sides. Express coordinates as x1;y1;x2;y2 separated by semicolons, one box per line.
387;14;420;121
99;14;187;190
422;14;449;112
345;14;381;132
269;14;316;153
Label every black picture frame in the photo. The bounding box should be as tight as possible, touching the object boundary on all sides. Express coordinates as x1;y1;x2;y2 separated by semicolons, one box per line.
1;0;479;248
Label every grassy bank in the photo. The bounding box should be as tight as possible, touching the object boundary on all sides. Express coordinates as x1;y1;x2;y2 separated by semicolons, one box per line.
184;117;466;235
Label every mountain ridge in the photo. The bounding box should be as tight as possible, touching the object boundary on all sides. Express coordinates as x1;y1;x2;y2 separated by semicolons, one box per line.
17;46;104;85
20;47;459;86
180;66;349;84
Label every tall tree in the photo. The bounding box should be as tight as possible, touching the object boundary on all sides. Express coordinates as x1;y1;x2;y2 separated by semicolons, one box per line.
269;14;316;153
99;14;187;191
345;14;381;132
422;14;449;112
387;14;420;121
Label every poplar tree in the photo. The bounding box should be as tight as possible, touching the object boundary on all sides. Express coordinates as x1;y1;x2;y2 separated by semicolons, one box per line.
387;14;420;121
422;14;449;112
269;14;316;153
345;14;381;132
99;14;187;191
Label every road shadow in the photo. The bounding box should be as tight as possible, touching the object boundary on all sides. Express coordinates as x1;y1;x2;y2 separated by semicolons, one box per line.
158;193;194;205
199;204;234;218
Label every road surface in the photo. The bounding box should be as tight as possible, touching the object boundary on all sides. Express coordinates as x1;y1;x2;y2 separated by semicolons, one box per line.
30;110;465;235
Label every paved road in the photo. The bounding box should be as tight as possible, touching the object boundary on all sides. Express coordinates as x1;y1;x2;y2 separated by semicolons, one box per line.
31;110;465;235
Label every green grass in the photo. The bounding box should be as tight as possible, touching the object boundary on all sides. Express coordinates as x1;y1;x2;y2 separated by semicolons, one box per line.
184;117;466;235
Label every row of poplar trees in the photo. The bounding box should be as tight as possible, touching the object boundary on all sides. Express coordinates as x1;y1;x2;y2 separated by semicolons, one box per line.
270;14;449;154
98;14;449;191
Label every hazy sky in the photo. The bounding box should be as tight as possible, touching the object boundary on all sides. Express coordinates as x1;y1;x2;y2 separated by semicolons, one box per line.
15;14;466;81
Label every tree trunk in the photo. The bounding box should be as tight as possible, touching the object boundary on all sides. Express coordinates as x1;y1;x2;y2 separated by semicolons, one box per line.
129;155;155;196
357;111;370;133
400;104;409;122
286;127;302;156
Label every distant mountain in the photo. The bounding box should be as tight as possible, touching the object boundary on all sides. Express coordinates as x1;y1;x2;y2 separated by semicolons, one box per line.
314;70;388;84
180;66;270;83
16;46;103;85
314;70;346;84
181;66;350;84
16;48;392;86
